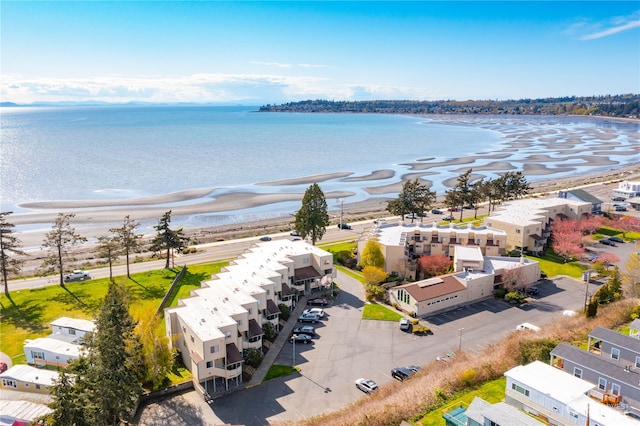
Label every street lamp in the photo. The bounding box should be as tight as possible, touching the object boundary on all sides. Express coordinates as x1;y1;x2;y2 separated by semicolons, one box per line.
292;337;296;367
458;328;464;351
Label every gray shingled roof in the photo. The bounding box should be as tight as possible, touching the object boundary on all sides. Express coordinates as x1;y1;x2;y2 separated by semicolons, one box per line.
568;189;603;205
590;326;640;353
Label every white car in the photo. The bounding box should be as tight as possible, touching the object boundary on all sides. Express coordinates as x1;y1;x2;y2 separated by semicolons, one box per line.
303;308;325;318
399;318;410;331
516;322;540;332
355;378;378;394
64;270;91;282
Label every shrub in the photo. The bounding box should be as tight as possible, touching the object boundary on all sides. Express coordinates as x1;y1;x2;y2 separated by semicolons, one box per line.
410;318;420;325
392;302;400;311
518;338;559;364
494;288;507;299
504;292;525;304
278;303;290;321
412;325;431;335
263;322;276;341
631;305;640;320
459;369;476;387
244;348;263;368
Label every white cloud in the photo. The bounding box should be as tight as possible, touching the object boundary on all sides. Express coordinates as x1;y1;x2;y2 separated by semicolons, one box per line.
568;11;640;41
581;19;640;40
249;61;291;68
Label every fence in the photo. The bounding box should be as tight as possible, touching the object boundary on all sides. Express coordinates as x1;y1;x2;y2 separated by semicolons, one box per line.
156;265;188;316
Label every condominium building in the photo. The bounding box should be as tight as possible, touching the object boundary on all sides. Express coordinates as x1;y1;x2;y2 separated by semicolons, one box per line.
485;197;593;254
164;239;334;399
359;221;507;279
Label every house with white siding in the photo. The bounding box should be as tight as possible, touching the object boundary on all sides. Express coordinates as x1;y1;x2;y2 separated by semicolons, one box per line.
50;316;95;344
0;364;59;394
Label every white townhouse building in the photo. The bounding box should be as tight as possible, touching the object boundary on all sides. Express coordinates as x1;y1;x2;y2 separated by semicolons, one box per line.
165;239;335;399
485;197;593;254
359;221;508;279
505;361;637;426
388;246;540;317
613;181;640;199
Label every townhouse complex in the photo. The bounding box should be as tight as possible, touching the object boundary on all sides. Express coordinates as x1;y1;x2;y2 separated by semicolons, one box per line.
164;239;335;399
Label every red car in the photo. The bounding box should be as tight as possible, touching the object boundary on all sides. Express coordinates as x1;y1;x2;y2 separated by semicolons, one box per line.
307;298;328;306
0;361;8;373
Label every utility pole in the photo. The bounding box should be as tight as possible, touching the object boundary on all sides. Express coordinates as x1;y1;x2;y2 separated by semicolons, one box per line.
458;328;464;351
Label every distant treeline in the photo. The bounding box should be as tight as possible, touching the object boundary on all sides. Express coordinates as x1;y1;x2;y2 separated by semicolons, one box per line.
259;94;639;118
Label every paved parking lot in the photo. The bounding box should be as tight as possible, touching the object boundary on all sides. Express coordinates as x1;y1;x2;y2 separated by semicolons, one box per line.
136;268;606;426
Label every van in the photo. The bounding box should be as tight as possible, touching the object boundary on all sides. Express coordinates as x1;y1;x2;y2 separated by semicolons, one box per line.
516;323;540;332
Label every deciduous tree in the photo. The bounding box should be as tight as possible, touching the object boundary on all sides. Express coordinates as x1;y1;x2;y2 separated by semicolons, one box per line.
110;215;143;278
551;219;586;261
362;265;387;286
360;240;385;269
41;213;87;286
418;254;452;278
609;216;640;237
133;309;174;389
295;183;330;245
149;211;188;269
0;212;25;298
622;254;640;298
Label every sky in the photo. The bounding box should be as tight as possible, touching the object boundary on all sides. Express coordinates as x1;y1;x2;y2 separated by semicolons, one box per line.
2;1;639;105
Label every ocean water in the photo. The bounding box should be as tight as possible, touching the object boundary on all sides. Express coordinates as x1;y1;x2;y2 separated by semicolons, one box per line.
1;106;638;227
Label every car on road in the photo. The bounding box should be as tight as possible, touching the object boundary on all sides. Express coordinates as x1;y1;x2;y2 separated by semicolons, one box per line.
290;230;300;236
373;218;386;224
259;236;272;241
608;236;624;243
293;325;315;336
442;214;454;221
307;297;328;306
405;214;418;220
391;367;415;381
289;334;313;344
355;378;378;394
431;208;443;214
612;196;626;201
298;313;319;323
614;205;627;211
337;223;352;230
399;318;410;331
64;270;91;282
600;238;616;246
303;308;325;318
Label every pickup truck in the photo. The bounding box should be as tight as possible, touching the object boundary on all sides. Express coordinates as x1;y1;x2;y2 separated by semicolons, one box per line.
64;270;91;282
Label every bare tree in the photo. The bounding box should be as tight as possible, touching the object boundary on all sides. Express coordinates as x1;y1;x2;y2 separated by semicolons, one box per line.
0;212;26;298
110;215;143;278
41;213;87;286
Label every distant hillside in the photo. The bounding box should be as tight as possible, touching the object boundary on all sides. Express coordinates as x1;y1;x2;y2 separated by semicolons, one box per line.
259;94;640;119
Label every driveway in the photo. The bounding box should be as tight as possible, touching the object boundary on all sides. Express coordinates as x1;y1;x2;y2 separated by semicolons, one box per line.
136;272;596;426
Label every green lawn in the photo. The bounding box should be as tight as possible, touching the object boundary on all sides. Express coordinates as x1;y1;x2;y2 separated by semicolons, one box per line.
264;364;300;381
414;377;506;425
0;262;226;361
362;303;404;321
528;254;585;278
335;264;365;283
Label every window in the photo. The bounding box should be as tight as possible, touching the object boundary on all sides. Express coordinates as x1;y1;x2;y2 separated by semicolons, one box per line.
636;356;640;369
237;319;242;326
303;258;309;264
248;308;252;315
2;379;16;388
611;347;620;361
210;345;219;354
69;329;76;335
36;384;41;389
31;351;44;360
511;383;530;397
206;361;213;368
573;367;583;378
516;229;521;234
225;331;231;338
611;383;621;396
190;335;195;343
598;378;607;391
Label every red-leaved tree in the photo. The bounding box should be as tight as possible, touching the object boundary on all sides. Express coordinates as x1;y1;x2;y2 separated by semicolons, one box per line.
596;252;621;269
609;216;640;237
418;254;453;278
552;219;586;261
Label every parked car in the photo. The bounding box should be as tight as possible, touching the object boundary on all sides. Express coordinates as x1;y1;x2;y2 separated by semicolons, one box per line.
298;313;319;323
612;196;626;201
614;205;627;211
289;334;313;344
64;270;91;282
355;378;378;394
431;208;443;214
447;207;460;212
516;323;540;332
608;236;624;243
293;325;315;336
436;354;453;363
0;361;7;373
259;236;272;241
600;238;616;246
337;223;352;230
307;298;328;306
391;367;415;381
526;286;539;296
303;308;325;318
373;218;386;224
290;230;300;236
405;213;418;220
407;365;422;373
399;318;410;331
442;214;454;221
463;204;475;210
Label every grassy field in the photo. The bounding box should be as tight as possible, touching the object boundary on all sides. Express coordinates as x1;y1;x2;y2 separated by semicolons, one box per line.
527;253;585;278
264;364;300;381
414;377;506;425
0;262;226;363
362;303;404;321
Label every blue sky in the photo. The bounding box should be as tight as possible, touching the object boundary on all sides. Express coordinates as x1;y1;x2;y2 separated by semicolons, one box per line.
2;1;639;104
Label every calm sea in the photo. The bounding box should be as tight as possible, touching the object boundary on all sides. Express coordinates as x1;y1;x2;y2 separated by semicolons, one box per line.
1;106;638;226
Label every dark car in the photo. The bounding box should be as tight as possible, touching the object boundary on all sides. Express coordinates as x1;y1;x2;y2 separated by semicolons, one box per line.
431;208;443;214
289;334;313;344
608;236;624;243
337;223;352;230
293;325;315;336
391;367;415;381
259;236;272;241
600;238;616;246
612;196;626;201
307;297;328;306
526;286;540;296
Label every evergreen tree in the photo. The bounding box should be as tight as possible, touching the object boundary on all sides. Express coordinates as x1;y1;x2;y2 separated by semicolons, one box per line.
0;211;26;298
41;213;87;286
110;215;143;278
386;178;435;222
295;183;330;245
149;211;188;269
96;235;119;281
49;372;90;426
